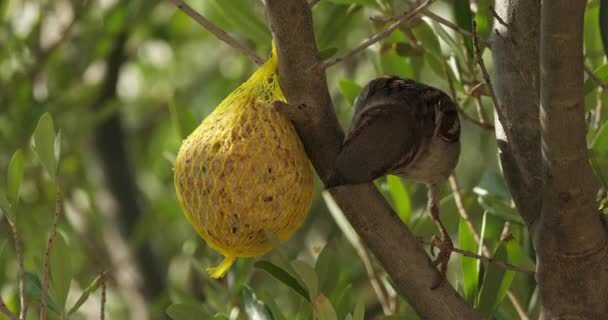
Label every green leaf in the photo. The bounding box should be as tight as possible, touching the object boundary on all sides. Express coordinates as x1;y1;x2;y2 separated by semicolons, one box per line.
314;294;337;320
387;175;411;224
431;20;467;66
316;4;362;49
315;244;339;296
338;79;362;105
242;285;273;320
590;122;608;187
333;283;352;320
25;272;61;314
352;301;365;320
475;0;493;39
584;64;608;95
459;216;479;305
319;47;338;60
50;231;72;312
476;236;519;316
477;194;524;224
453;0;473;54
412;20;445;77
585;4;604;68
209;0;271;46
599;0;608;58
32;112;57;177
7;149;24;205
166;303;211;320
213;314;229;320
254;260;310;301
291;260;319;299
257;289;287;320
68;274;105;316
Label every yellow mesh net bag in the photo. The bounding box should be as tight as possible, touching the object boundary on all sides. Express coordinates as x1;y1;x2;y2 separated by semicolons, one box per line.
174;47;314;278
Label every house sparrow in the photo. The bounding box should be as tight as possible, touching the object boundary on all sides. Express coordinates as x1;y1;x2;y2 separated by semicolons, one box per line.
327;76;460;288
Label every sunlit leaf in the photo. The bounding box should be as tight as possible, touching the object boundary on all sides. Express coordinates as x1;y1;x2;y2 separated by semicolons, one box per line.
7;149;24;205
291;260;319;299
338;79;362;105
242;285;273;320
257;289;287;320
68;273;105;316
459;216;479;305
314;294;337;320
585;4;604;68
476;236;519;316
50;231;72;312
584;64;608;95
32;113;57;177
352;301;365;320
387;175;412;224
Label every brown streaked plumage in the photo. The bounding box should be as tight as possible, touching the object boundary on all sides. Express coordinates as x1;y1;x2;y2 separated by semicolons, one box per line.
327;76;461;288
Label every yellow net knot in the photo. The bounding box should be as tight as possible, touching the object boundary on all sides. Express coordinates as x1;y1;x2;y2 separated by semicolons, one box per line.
207;255;237;279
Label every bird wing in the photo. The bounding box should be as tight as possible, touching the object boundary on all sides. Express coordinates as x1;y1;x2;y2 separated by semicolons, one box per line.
326;104;420;187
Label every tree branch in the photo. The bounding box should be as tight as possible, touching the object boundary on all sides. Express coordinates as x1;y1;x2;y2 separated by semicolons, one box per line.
169;0;264;65
319;0;435;70
0;297;18;320
265;1;482;318
40;184;62;320
6;218;26;320
418;238;534;274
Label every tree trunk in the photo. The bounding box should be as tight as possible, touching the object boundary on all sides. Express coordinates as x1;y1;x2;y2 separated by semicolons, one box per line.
493;0;608;318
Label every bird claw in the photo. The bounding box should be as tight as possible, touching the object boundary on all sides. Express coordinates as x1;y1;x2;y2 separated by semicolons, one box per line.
429;235;453;290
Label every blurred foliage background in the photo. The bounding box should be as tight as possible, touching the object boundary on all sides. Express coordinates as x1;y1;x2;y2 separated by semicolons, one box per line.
1;0;607;319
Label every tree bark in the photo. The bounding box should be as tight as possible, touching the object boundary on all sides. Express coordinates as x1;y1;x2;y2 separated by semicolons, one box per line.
265;1;482;318
494;0;608;318
536;1;608;318
491;0;542;229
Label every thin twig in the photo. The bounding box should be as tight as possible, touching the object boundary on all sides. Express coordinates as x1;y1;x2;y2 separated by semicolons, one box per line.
0;297;18;320
6;218;26;320
472;19;506;127
371;9;490;47
448;176;489;256
490;6;509;27
320;0;436;70
40;184;62;320
322;192;394;315
584;65;608;92
422;11;490;46
169;0;265;66
419;238;534;274
449;176;532;320
507;290;530;320
100;273;107;320
444;65;494;131
474;96;490;124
